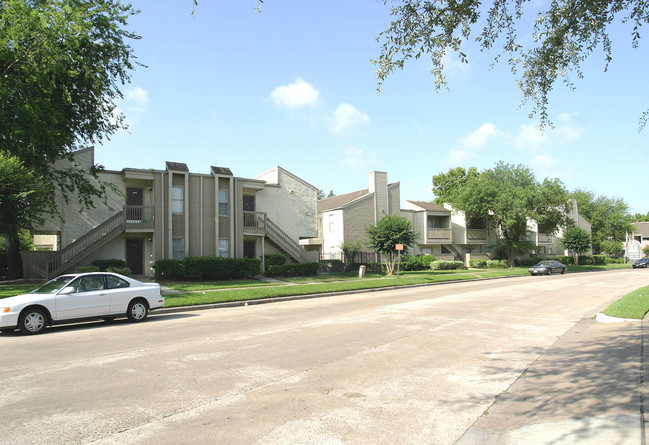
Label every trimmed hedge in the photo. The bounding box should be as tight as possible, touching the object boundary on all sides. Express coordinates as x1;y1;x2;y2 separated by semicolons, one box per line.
430;260;466;270
107;267;132;277
264;254;287;269
266;262;319;277
469;258;487;268
92;259;126;271
153;257;261;281
486;259;508;269
75;265;100;273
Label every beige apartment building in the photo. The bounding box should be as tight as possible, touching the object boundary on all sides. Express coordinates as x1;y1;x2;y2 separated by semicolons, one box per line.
26;148;318;278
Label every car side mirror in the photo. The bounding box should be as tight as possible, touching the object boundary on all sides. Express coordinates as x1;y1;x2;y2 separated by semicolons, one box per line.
59;287;75;295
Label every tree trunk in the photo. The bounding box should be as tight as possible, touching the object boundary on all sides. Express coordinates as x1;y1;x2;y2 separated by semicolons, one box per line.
4;232;23;280
507;245;515;268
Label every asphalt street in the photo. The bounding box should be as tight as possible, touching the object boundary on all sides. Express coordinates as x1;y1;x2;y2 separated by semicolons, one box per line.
1;269;648;444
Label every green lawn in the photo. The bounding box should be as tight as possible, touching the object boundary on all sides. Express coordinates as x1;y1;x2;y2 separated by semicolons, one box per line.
0;284;40;299
603;285;649;319
160;279;280;292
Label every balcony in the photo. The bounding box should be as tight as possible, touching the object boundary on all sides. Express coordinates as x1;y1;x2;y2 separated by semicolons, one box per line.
467;228;488;243
538;232;554;245
427;228;452;243
243;211;267;235
125;206;155;231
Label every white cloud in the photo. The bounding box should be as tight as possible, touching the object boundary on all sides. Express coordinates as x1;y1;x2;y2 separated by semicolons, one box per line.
460;123;506;149
124;86;150;112
269;78;320;108
447;149;479;165
330;103;371;134
441;51;470;78
514;123;548;149
514;113;581;149
529;154;573;181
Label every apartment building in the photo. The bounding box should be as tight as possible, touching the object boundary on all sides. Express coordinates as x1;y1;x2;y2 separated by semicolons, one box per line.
300;171;400;258
25;148;318;278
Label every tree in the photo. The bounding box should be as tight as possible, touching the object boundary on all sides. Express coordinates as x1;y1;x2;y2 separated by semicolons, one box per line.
366;215;417;275
569;189;634;253
561;226;592;265
431;166;479;205
0;154;49;278
600;239;624;258
450;162;571;267
373;0;649;127
339;239;362;271
317;189;335;200
1;0;139;276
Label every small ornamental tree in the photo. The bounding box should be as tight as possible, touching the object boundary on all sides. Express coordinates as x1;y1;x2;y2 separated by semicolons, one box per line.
561;227;592;265
365;215;417;275
600;239;624;257
339;239;362;271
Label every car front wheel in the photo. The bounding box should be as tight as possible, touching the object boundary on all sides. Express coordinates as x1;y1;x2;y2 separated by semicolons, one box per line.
19;308;47;335
127;299;149;322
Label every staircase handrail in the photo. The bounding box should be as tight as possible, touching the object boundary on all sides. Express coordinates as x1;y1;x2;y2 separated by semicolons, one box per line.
46;209;126;277
265;217;310;263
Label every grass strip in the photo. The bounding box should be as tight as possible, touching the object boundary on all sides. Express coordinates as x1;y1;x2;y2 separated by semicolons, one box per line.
0;284;38;299
161;280;280;292
603;285;649;320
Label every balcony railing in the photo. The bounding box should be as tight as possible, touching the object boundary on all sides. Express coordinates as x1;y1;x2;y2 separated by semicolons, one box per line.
125;206;155;230
467;229;488;242
243;211;267;234
427;228;452;241
538;233;553;244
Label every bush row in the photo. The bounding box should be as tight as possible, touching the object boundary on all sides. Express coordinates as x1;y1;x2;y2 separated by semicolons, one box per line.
154;257;261;281
74;265;132;276
266;262;319;277
400;255;436;271
91;259;126;271
430;260;466;270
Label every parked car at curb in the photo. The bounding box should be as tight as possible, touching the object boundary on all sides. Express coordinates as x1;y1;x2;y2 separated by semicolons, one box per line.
529;260;567;276
0;272;164;335
633;258;649;269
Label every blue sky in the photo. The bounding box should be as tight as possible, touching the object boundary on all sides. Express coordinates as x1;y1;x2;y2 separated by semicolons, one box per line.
99;1;648;215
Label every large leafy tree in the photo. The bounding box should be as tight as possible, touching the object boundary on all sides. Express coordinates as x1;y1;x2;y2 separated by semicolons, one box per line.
569;189;634;253
1;0;139;277
373;0;649;127
450;162;571;267
0;153;49;278
431;166;479;205
366;215;417;275
561;226;592;265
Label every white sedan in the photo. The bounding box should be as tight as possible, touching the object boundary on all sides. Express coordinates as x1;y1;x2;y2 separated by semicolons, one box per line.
0;272;164;335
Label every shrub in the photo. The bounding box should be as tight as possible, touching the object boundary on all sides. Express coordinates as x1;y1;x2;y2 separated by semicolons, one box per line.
592;255;606;265
486;259;508;269
153;259;184;281
469;258;488;268
605;257;624;264
107;267;132;277
520;257;545;267
556;255;574;265
419;254;436;268
75;265;100;273
264;254;287;269
92;259;126;271
267;262;319;277
400;255;424;271
430;260;466;270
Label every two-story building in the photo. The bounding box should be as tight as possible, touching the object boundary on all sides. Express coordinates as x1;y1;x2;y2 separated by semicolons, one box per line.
26;147;318;278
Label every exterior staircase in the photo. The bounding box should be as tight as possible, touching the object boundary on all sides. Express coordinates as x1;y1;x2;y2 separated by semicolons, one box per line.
265;217;316;263
443;244;465;263
46;210;126;278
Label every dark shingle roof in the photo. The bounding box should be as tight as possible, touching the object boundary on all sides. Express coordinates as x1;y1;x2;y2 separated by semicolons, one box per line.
165;162;189;172
211;166;233;176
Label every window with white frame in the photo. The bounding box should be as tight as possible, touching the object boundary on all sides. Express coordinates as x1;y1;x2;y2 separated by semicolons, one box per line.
328;214;335;233
219;239;229;258
219;189;228;216
172;186;184;215
172;237;184;260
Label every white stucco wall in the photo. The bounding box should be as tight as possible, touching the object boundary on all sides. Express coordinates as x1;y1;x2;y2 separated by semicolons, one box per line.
321;210;345;258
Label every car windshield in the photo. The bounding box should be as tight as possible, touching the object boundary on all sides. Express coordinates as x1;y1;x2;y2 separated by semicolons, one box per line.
536;261;554;266
30;275;76;294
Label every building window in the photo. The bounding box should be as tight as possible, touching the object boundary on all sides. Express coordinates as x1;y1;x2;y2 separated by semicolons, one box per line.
462;247;472;254
421;248;433;255
172;186;184;215
219;189;228;216
219;239;229;258
172;237;184;260
328;214;335;233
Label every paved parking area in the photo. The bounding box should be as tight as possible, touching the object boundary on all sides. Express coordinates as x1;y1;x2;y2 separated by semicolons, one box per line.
2;270;648;444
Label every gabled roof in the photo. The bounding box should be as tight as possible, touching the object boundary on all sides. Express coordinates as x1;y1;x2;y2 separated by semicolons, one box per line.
318;189;369;212
405;200;449;212
634;221;649;235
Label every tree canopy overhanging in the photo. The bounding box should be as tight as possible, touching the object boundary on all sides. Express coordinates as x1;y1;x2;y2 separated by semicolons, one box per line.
372;0;649;128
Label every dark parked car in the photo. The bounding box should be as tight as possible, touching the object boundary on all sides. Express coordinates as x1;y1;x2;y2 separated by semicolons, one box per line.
633;258;649;269
529;260;567;276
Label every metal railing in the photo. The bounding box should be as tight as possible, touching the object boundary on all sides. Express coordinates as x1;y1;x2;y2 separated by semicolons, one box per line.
46;210;126;278
125;206;155;230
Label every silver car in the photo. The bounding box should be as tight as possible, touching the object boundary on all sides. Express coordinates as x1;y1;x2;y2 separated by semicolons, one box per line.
0;272;164;335
528;260;567;276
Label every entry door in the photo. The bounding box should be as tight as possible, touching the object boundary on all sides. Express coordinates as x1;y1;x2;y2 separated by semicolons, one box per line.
243;195;255;212
126;239;144;275
126;187;143;221
243;240;255;259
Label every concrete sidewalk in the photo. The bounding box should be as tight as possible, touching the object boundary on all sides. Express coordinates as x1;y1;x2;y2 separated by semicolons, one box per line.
456;317;647;444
